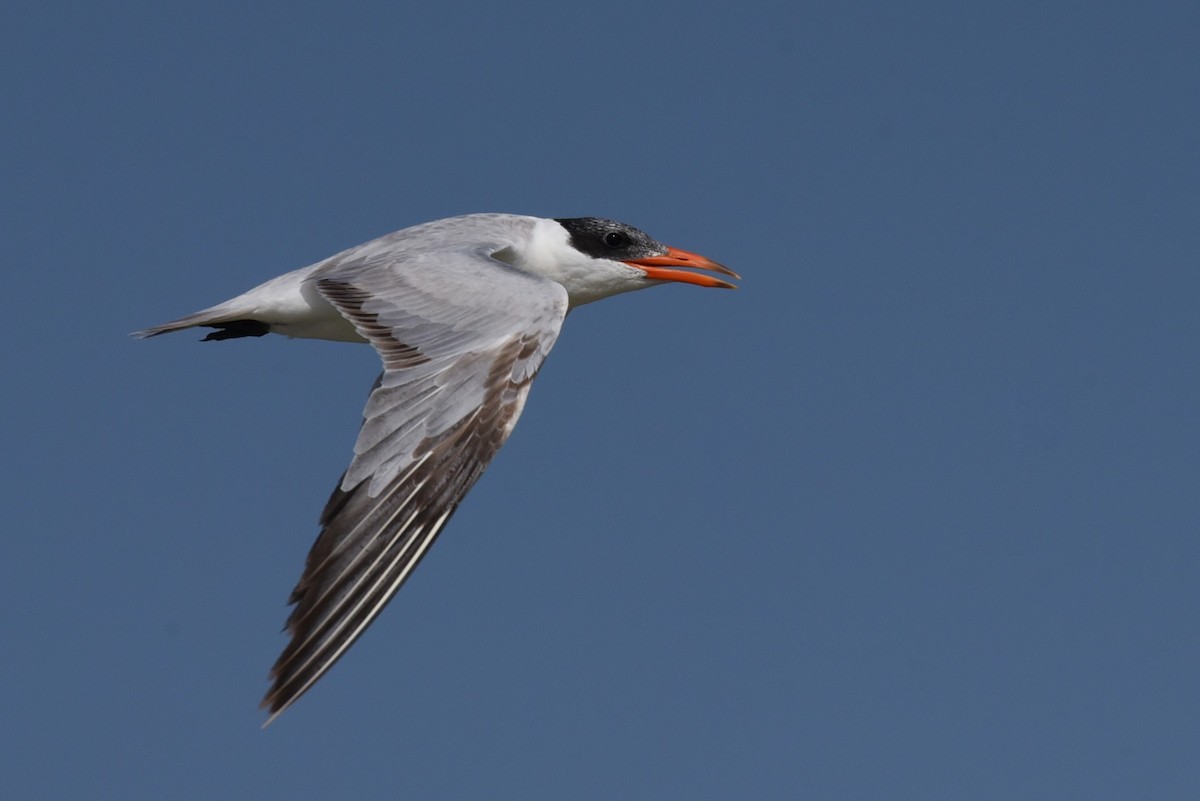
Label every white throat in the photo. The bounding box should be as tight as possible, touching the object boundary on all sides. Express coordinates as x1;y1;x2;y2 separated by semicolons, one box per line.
503;218;648;307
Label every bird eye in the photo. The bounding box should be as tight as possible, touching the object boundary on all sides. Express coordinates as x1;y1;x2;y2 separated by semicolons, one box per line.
603;231;629;248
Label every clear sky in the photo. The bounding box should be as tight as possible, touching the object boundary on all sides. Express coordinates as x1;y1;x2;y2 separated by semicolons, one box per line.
4;1;1198;798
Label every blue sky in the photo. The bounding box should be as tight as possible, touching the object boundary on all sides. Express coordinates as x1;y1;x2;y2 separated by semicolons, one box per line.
4;1;1198;798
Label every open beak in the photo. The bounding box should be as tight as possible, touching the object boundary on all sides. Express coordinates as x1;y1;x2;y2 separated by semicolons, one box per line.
623;246;740;289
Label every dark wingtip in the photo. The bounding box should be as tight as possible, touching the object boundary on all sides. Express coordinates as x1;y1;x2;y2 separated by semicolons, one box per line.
201;320;271;341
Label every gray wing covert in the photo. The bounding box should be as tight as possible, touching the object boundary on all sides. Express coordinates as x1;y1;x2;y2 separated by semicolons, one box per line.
262;246;568;721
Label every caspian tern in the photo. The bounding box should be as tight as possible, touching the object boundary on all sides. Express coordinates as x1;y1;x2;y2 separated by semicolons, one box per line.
137;213;737;723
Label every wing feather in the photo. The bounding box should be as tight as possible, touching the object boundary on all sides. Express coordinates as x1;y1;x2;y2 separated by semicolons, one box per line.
261;239;567;722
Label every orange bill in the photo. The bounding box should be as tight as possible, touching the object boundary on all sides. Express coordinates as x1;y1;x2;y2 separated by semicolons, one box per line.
623;246;740;289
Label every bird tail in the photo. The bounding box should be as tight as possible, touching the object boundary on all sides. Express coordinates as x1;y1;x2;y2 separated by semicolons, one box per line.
132;305;268;341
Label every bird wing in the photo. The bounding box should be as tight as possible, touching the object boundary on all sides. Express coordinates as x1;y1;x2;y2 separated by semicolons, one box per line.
261;241;568;722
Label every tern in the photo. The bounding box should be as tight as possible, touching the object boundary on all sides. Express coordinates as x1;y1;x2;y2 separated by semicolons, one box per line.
137;213;737;723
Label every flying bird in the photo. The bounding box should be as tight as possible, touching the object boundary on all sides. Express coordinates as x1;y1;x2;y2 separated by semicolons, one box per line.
137;213;737;723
